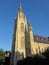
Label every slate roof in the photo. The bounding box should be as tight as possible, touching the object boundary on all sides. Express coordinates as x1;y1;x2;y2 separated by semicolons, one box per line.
33;34;49;44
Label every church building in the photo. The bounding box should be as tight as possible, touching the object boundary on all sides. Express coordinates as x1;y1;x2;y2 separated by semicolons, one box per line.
10;4;49;65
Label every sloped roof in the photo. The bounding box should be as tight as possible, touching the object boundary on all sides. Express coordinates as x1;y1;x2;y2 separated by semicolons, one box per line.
33;34;49;44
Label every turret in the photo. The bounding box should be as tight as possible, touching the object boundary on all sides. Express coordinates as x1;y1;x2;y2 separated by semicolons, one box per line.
28;19;34;55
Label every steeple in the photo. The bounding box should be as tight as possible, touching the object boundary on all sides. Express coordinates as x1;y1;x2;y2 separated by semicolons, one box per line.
18;3;25;20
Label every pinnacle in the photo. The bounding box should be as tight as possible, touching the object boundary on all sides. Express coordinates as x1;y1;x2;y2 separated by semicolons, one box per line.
28;19;31;27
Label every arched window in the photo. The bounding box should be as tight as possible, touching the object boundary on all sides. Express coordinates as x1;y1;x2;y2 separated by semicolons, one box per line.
21;23;24;32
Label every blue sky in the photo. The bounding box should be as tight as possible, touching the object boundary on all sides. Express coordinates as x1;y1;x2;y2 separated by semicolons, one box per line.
0;0;49;51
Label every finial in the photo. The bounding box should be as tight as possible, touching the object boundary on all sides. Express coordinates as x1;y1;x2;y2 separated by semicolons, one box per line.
19;3;22;12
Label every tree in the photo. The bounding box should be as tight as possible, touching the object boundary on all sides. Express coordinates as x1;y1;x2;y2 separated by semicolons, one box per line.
0;49;5;62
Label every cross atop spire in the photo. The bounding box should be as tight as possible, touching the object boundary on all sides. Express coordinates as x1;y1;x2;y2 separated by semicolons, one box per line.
19;3;22;12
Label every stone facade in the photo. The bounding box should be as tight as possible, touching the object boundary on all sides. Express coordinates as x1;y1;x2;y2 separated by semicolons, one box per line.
10;4;49;65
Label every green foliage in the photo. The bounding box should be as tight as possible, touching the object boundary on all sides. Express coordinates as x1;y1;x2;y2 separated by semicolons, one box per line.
0;49;5;62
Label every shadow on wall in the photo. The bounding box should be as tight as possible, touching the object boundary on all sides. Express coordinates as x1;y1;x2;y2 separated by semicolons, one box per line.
15;51;23;61
17;51;24;59
11;51;24;65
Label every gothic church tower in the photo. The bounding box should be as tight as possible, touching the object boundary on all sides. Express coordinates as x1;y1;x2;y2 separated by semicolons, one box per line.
10;4;29;65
